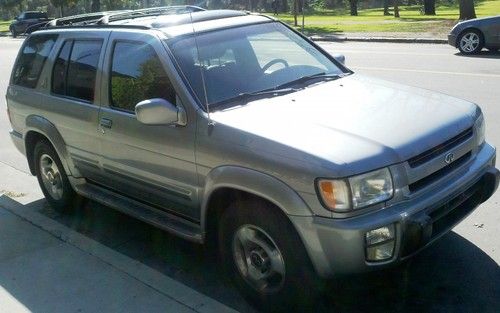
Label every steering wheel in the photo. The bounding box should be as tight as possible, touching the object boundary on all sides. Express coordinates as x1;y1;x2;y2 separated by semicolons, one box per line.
262;59;289;72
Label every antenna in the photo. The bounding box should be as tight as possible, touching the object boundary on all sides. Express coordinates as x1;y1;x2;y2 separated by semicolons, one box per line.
188;11;212;123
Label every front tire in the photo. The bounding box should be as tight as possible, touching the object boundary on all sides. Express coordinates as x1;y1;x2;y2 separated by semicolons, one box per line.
34;140;77;213
219;199;322;311
10;27;17;38
458;29;484;54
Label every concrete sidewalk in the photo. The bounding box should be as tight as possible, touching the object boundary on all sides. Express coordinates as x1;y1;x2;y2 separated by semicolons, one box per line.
0;161;236;313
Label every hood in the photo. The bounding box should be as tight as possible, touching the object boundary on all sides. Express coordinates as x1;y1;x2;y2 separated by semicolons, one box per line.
210;74;478;176
457;15;500;25
452;15;500;32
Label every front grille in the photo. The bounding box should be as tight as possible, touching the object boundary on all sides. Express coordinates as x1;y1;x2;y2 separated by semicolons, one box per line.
408;128;473;168
408;151;472;193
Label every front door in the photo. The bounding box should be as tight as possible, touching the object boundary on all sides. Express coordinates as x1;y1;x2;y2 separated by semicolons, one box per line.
97;31;199;221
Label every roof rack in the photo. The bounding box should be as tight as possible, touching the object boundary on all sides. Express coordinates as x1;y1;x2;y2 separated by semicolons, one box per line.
43;6;205;28
46;10;131;27
97;6;205;24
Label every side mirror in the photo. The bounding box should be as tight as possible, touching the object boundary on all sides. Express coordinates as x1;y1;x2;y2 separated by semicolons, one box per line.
332;53;346;65
135;98;185;126
14;16;19;20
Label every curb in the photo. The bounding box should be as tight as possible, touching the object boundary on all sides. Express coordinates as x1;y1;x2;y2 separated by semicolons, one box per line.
0;194;238;313
310;35;448;44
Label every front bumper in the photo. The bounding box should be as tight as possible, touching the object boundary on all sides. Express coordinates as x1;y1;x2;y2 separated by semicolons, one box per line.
448;34;458;47
291;143;498;278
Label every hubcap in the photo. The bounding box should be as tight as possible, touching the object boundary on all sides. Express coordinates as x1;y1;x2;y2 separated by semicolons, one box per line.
460;32;480;53
39;154;63;200
232;225;285;294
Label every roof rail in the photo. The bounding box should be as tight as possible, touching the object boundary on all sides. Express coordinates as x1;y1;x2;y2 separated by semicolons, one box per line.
42;6;205;29
97;5;205;24
46;10;131;27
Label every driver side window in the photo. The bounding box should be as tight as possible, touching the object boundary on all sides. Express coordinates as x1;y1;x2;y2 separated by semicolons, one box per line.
110;41;176;113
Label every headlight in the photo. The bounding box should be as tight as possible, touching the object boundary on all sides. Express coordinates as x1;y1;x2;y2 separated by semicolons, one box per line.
317;167;393;212
474;114;485;147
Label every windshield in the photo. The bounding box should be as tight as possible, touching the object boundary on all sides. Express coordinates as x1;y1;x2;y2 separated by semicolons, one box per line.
168;22;345;108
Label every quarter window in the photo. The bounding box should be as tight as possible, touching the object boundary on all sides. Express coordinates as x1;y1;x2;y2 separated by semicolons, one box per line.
51;39;103;102
110;41;176;112
12;34;58;89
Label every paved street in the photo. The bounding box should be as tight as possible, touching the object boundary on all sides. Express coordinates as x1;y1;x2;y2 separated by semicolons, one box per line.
1;37;499;312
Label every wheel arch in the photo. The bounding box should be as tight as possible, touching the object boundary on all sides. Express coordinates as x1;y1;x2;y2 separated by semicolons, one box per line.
24;115;75;176
201;166;313;242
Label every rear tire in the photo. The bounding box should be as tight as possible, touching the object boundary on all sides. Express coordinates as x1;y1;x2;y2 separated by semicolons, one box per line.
34;140;77;213
457;29;484;54
219;199;322;311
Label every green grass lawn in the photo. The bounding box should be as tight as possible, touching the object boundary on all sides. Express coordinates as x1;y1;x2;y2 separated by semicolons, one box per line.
0;20;11;33
274;0;500;35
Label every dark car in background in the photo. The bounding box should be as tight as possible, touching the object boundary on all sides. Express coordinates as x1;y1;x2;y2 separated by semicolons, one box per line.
448;15;500;54
9;11;51;38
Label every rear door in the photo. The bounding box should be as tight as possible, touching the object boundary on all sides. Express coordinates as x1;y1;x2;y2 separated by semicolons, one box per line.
39;31;108;180
97;30;199;221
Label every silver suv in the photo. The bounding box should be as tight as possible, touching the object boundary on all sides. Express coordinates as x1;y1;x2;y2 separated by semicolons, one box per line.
6;8;499;309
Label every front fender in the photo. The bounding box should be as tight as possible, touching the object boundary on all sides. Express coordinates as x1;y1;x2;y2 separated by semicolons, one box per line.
25;115;78;177
201;166;313;231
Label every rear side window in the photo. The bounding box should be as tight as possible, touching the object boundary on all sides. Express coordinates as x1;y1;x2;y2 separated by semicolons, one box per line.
110;41;176;112
51;39;103;102
12;34;58;89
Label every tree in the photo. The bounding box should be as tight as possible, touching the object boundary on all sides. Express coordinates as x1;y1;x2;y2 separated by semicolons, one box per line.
393;0;399;18
423;0;435;15
50;0;68;17
348;0;358;16
91;0;100;12
383;0;391;16
459;0;476;20
292;0;303;26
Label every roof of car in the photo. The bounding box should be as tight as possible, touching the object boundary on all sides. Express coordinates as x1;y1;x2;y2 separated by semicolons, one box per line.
35;8;275;38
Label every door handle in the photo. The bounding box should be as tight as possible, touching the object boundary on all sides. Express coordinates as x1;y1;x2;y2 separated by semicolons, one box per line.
100;118;113;129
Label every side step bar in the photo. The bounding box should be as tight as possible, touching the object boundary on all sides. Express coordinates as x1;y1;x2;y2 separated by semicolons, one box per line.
74;182;203;243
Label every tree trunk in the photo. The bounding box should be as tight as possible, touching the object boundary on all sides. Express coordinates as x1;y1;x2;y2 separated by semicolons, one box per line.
394;0;400;18
91;0;100;12
423;0;436;15
383;0;390;15
459;0;476;20
293;0;298;26
348;0;358;16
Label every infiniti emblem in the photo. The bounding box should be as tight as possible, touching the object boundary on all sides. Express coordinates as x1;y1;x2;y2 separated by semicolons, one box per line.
444;152;455;164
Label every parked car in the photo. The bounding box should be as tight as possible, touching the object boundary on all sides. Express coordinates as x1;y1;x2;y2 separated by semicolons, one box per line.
6;7;499;309
9;11;51;38
448;15;500;54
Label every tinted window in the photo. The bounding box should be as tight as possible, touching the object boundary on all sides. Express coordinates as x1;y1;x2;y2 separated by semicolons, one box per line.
25;12;47;19
12;34;57;89
66;40;102;102
110;41;176;112
52;40;71;95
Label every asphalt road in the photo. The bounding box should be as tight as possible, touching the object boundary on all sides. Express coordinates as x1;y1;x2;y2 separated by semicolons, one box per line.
0;37;499;312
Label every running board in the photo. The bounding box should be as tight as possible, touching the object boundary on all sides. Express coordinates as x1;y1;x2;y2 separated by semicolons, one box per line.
74;182;203;243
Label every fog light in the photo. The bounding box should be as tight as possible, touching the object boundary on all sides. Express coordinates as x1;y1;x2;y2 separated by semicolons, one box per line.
365;225;395;261
365;225;395;245
366;241;395;261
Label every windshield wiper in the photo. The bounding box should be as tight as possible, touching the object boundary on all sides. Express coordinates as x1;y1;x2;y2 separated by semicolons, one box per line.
275;72;347;89
210;87;296;110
